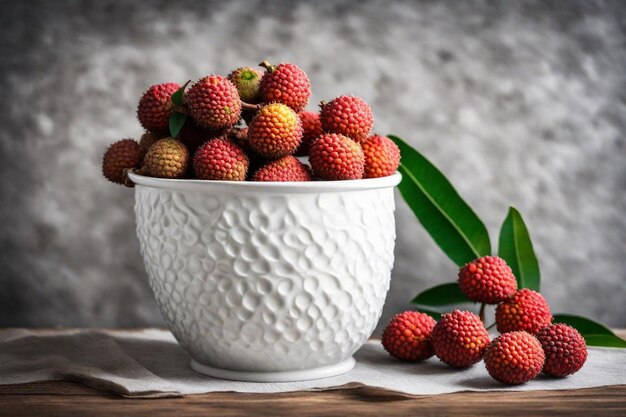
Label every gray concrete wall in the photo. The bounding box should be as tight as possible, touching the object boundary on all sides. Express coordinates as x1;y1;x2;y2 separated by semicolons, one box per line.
1;0;624;331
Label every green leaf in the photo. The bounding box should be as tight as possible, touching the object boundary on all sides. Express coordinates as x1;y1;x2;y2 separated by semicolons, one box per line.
552;314;626;348
415;308;442;321
411;282;470;306
498;207;540;291
170;81;190;107
169;112;187;138
389;135;491;267
584;335;626;348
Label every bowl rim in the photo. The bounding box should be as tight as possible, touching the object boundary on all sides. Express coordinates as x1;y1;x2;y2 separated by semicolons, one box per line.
128;171;402;193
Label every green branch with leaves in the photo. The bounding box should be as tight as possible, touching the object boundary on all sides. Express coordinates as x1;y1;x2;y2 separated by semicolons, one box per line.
389;135;626;348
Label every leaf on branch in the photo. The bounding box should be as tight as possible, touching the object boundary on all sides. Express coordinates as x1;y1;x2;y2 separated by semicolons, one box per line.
553;314;626;348
389;135;491;267
169;112;187;139
170;81;190;107
411;282;470;306
415;307;442;321
498;207;540;290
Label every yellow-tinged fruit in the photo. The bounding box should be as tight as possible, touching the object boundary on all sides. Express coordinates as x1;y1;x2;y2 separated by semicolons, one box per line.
248;103;303;159
228;67;263;103
143;138;189;179
362;134;400;178
484;331;545;385
431;310;490;368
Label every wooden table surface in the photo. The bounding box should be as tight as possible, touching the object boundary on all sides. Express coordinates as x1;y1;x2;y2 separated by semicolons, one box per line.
1;330;625;417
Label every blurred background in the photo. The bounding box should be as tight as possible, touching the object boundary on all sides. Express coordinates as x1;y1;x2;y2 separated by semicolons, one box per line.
1;0;625;331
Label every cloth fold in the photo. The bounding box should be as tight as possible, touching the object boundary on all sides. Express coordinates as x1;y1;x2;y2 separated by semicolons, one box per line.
1;328;624;398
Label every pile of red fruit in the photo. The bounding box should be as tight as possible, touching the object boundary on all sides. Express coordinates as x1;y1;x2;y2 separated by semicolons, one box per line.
382;256;588;385
102;61;400;185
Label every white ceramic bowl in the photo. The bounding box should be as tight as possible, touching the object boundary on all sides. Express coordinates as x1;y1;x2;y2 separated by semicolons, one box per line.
129;171;401;382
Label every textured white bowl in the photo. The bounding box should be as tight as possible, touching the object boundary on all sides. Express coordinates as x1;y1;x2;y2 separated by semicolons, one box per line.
129;171;401;382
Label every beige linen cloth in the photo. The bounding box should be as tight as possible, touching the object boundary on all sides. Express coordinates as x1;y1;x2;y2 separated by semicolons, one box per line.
1;328;624;398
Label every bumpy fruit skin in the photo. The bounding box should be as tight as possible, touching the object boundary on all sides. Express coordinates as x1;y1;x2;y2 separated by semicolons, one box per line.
458;256;518;304
252;156;312;182
143;138;189;179
186;75;242;130
309;133;365;180
381;311;437;362
361;134;401;178
484;331;545;385
193;137;249;181
295;111;323;156
431;310;490;368
496;289;552;334
537;324;587;377
259;61;311;112
139;131;165;153
320;96;373;142
227;127;266;178
248;103;303;159
102;139;143;184
178;119;225;154
228;67;262;103
137;83;179;134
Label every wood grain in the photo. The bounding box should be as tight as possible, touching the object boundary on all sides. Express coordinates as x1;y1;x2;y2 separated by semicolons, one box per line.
1;330;624;416
1;382;625;417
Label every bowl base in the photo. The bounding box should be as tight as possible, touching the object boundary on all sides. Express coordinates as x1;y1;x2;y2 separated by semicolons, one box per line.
190;357;356;382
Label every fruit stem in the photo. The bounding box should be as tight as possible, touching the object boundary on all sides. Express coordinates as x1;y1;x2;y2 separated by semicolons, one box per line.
486;322;496;331
479;303;486;323
122;168;136;188
259;60;277;73
241;101;261;110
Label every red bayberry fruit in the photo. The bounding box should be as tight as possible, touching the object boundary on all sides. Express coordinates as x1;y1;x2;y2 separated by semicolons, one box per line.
361;134;400;178
458;256;518;304
536;323;588;377
252;156;312;182
193;137;249;181
102;139;143;184
137;83;180;134
484;331;545;385
431;310;490;368
186;75;242;131
496;289;552;334
320;95;373;142
381;311;437;362
308;133;365;180
259;61;311;112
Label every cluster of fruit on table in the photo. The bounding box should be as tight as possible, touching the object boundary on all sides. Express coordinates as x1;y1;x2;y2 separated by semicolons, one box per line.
382;256;588;385
102;61;400;185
